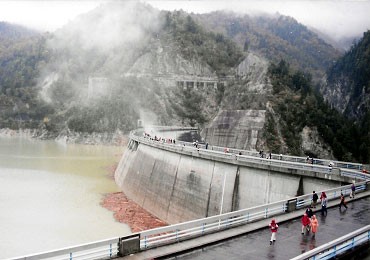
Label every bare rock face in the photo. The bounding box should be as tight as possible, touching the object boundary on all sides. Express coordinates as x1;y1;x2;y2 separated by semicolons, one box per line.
320;76;351;114
202;52;271;150
124;39;217;87
300;126;335;159
236;52;270;93
201;109;266;150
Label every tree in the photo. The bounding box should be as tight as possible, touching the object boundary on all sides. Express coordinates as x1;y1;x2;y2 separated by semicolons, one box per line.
171;85;206;127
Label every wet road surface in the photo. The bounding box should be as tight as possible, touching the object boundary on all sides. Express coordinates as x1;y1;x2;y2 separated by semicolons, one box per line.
164;197;370;260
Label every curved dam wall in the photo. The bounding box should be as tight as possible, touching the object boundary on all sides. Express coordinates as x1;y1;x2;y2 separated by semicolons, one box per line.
114;139;345;224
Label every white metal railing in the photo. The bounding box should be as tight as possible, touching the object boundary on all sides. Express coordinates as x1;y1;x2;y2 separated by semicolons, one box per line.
129;132;370;181
5;237;119;260
138;181;369;250
133;127;364;171
290;225;370;260
6;181;369;260
140;198;288;249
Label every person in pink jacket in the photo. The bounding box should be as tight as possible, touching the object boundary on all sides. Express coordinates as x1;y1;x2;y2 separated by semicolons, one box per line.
311;215;319;238
269;219;279;245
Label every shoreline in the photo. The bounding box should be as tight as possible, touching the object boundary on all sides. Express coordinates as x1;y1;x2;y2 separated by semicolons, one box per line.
101;163;168;233
0;127;128;146
101;192;168;233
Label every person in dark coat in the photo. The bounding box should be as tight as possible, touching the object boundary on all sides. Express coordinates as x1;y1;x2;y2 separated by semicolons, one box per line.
312;191;319;208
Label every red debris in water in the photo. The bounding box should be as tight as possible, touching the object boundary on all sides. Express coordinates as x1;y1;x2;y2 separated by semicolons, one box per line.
101;192;168;233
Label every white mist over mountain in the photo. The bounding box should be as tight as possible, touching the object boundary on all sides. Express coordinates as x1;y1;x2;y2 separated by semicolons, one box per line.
1;0;369;45
38;1;163;104
148;0;370;42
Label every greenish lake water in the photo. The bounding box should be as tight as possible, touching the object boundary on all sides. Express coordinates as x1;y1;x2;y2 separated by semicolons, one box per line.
0;136;131;258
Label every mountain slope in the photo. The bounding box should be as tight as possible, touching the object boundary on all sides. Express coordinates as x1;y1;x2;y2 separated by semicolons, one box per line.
191;11;341;81
323;30;370;120
0;4;368;163
322;30;370;162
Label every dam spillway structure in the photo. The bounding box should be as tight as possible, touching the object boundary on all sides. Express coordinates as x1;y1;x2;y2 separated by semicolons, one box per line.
114;128;360;225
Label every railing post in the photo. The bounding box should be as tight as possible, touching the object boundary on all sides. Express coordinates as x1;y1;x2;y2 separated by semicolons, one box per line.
286;198;297;212
118;234;141;256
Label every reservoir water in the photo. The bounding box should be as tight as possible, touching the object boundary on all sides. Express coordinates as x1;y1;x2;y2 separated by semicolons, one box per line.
0;136;131;259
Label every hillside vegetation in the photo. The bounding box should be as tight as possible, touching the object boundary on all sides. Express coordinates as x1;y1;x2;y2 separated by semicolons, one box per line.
323;30;370;162
0;22;53;129
192;12;341;81
0;3;369;163
267;60;362;162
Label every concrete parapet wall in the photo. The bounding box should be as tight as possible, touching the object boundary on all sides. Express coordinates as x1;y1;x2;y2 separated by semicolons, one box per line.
115;140;343;224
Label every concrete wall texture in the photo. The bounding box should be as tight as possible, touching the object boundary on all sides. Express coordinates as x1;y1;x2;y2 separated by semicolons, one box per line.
115;142;340;224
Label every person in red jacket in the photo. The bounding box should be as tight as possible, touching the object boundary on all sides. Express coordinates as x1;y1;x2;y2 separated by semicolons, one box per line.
269;219;279;245
301;213;311;234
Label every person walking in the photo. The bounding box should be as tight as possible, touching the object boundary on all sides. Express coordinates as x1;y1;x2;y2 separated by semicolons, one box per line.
305;206;313;219
301;213;311;234
269;219;279;245
312;191;318;208
350;183;356;199
321;195;328;216
310;215;319;238
339;193;348;209
320;191;327;201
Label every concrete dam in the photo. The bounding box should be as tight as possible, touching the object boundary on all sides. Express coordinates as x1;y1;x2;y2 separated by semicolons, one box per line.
114;130;352;225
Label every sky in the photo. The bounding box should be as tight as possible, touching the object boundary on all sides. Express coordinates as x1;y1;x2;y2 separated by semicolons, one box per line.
0;0;370;41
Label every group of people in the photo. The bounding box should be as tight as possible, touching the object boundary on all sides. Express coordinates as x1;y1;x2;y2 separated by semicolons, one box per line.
143;132;176;144
259;150;272;159
269;185;356;245
306;156;314;164
301;208;319;238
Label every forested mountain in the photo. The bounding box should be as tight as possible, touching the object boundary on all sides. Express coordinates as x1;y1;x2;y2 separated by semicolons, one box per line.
321;31;370;162
191;11;341;81
266;60;362;162
0;3;369;163
0;22;38;41
0;22;52;129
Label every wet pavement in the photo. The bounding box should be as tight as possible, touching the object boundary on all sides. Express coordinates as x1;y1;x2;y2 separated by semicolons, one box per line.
164;197;370;260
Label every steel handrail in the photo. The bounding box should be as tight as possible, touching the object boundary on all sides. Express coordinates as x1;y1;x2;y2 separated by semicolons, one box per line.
133;128;364;171
139;181;368;249
290;225;370;260
130;133;370;181
5;237;119;260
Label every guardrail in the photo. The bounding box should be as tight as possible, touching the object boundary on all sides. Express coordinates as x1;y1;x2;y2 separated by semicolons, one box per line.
129;132;370;181
290;225;370;260
134;127;365;171
7;181;369;260
6;237;120;260
138;181;369;250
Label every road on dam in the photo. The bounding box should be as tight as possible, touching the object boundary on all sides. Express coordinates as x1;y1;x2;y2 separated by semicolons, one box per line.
162;196;370;260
